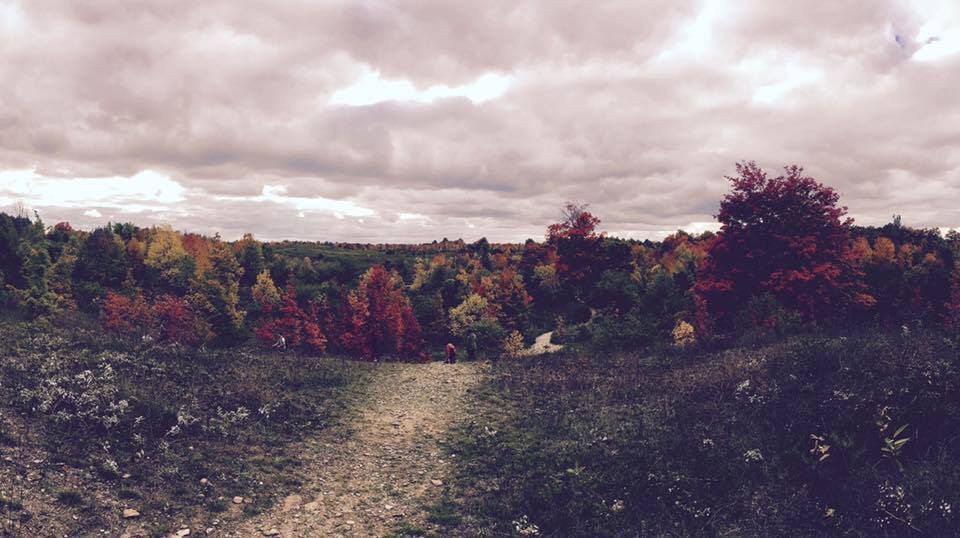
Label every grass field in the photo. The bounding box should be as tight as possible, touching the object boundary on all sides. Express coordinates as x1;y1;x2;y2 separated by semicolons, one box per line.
429;330;960;536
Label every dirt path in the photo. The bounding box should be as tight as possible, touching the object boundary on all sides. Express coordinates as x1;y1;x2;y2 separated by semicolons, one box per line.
233;360;487;538
522;331;563;356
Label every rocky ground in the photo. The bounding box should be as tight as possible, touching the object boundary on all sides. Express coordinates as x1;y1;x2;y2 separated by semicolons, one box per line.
230;360;487;538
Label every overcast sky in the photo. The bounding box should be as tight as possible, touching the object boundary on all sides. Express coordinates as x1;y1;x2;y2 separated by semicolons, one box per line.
1;0;959;242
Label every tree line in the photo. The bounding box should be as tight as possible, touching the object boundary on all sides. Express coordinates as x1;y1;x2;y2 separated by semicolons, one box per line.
3;160;960;357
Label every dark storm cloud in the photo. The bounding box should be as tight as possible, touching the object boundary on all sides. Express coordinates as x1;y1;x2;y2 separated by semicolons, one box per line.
2;0;959;241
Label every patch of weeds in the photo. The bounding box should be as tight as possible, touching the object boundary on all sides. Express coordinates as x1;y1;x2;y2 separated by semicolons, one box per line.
207;498;229;513
170;484;191;501
117;488;141;500
0;495;25;512
280;475;304;487
0;429;16;446
248;455;271;469
272;455;301;471
148;523;172;536
426;496;462;527
95;462;121;480
55;488;84;506
242;497;272;517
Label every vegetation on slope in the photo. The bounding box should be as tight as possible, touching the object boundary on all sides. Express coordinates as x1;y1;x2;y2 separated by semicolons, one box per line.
433;330;959;536
0;316;371;536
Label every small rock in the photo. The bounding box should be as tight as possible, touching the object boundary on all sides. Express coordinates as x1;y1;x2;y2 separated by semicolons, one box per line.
303;501;319;512
122;473;132;479
262;529;280;537
384;504;394;510
205;529;214;535
122;508;141;519
175;529;191;537
430;479;443;486
232;496;244;504
199;478;209;486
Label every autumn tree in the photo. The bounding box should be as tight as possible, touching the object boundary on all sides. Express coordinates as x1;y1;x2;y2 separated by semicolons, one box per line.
448;293;505;355
546;203;603;297
191;240;246;342
46;221;75;262
695;162;868;332
252;269;281;306
255;280;327;354
234;233;265;287
152;294;212;345
340;265;422;361
469;269;533;333
102;290;153;337
300;300;329;354
182;233;212;276
125;236;148;281
48;247;79;312
144;225;191;291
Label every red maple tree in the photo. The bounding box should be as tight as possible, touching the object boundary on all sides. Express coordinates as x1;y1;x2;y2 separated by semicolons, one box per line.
152;294;212;346
546;203;603;293
102;291;153;336
340;265;423;361
695;162;869;332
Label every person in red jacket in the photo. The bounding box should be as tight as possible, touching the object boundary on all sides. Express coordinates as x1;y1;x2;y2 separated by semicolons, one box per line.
445;342;457;364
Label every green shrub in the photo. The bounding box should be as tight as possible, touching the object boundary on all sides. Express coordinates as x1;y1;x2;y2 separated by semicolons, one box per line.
55;489;84;506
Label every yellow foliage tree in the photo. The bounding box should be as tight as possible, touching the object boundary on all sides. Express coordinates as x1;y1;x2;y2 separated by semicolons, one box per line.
145;225;187;284
872;237;896;264
671;320;696;347
252;269;281;306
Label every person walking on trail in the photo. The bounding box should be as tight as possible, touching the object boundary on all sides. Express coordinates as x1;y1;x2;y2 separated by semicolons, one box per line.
272;334;287;352
445;342;457;364
466;332;478;361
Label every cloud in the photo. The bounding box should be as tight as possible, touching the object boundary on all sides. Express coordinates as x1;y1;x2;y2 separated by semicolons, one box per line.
0;168;188;212
1;0;959;241
330;70;514;106
215;184;375;218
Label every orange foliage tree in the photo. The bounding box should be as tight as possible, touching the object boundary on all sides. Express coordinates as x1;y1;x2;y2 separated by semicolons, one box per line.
255;280;327;355
103;290;211;345
102;291;153;336
340;265;423;361
153;294;212;346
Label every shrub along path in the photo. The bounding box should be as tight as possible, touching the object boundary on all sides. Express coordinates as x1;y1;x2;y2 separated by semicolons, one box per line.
233;360;487;537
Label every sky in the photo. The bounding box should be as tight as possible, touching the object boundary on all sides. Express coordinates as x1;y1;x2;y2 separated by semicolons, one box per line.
1;0;959;243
